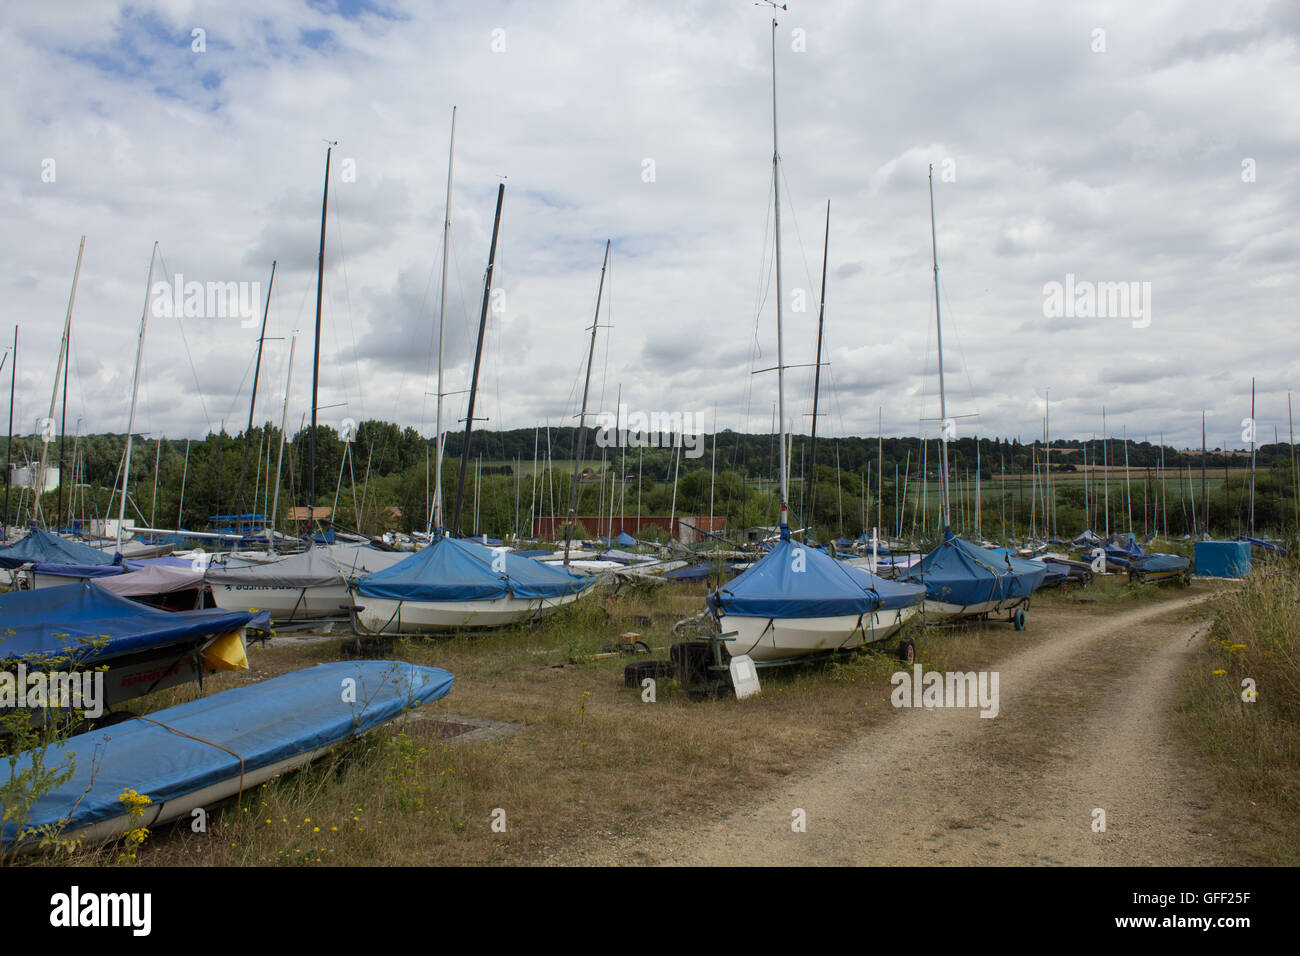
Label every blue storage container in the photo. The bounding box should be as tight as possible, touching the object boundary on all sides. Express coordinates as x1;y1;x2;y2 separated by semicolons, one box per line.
1194;540;1252;578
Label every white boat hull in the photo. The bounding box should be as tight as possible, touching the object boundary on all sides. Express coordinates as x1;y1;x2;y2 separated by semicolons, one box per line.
718;604;920;663
56;732;342;846
921;596;1027;620
32;571;97;589
355;589;586;632
210;582;352;621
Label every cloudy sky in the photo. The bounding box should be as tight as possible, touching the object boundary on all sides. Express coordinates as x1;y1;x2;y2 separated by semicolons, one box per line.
2;0;1297;456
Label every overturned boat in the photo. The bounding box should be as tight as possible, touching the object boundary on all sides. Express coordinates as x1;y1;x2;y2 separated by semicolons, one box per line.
0;660;453;850
353;535;592;632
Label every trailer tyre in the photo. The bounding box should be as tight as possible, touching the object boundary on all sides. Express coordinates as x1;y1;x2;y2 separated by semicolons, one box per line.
1013;608;1027;631
898;638;916;663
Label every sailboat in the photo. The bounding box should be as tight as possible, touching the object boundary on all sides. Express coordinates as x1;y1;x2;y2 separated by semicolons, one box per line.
203;147;344;614
208;542;409;621
901;166;1046;627
351;123;592;633
705;8;924;664
353;534;590;631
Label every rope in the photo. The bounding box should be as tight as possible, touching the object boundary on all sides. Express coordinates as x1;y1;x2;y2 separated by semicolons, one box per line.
130;714;247;811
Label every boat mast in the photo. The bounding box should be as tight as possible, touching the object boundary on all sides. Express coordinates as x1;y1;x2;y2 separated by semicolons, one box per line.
610;384;621;537
431;106;457;536
37;236;83;528
451;182;505;536
927;165;951;533
529;425;538;539
235;259;276;533
562;239;610;567
149;438;161;528
1123;425;1133;535
806;200;829;531
1290;394;1298;533
999;451;1006;543
1249;377;1256;536
1160;431;1167;538
308;143;335;545
57;310;71;529
920;439;928;538
269;333;297;553
116;242;158;554
1102;407;1109;539
876;407;883;537
176;439;190;529
709;405;716;534
764;3;791;534
3;326;14;532
1043;390;1050;540
1201;410;1207;536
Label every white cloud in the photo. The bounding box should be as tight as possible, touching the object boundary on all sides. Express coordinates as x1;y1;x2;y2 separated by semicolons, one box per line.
1;0;1297;454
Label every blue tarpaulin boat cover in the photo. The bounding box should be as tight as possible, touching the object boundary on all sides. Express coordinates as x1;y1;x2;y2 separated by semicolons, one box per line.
1236;535;1286;553
0;660;454;848
0;582;259;666
667;564;710;583
1131;553;1190;573
1194;540;1251;577
356;535;592;602
902;534;1047;607
1039;563;1069;585
615;531;637;547
31;561;128;579
707;537;922;619
841;565;927;610
597;549;648;565
667;561;751;583
0;528;118;569
1100;536;1144;568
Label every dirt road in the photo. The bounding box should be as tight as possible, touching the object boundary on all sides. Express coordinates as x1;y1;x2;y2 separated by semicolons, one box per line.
566;594;1225;865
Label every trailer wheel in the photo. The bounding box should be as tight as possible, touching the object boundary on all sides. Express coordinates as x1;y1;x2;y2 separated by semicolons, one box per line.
1013;608;1027;631
898;638;916;663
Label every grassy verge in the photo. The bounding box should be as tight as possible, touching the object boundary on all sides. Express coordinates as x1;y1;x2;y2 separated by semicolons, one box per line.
1174;551;1300;864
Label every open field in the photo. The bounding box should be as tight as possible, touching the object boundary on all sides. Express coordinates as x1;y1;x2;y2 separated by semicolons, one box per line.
10;565;1292;868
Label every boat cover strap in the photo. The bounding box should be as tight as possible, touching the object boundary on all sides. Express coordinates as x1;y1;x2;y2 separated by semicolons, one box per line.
131;715;247;811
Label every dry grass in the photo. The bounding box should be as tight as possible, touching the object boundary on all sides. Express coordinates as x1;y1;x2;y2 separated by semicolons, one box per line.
3;569;1243;867
1173;552;1300;865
